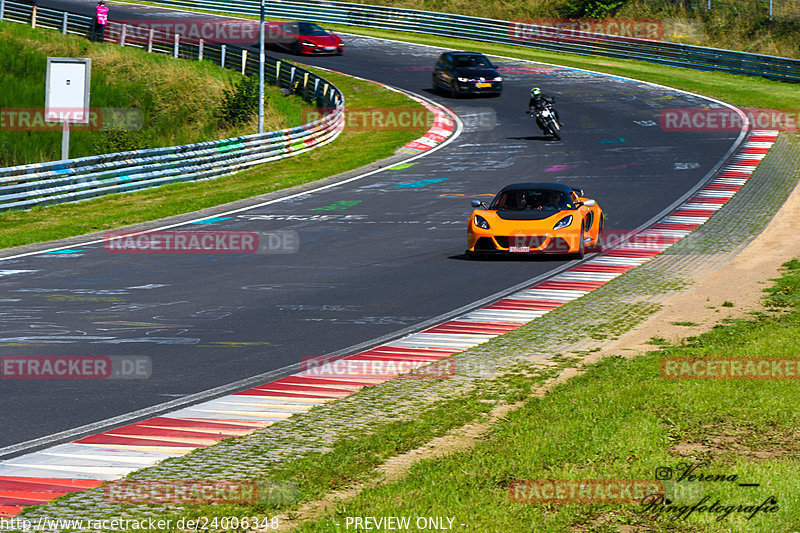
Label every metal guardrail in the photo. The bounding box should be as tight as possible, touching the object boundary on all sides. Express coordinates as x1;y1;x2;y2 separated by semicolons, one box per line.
0;0;344;212
142;0;800;83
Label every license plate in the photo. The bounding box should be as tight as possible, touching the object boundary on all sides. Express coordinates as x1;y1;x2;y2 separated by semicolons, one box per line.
476;82;492;88
509;246;530;253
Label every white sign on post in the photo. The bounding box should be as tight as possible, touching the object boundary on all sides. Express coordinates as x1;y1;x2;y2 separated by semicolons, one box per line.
45;57;91;160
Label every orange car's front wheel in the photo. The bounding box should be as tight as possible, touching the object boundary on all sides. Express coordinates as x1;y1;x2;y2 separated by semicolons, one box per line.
572;222;586;259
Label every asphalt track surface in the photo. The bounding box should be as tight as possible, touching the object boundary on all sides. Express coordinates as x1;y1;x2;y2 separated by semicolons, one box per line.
0;0;740;453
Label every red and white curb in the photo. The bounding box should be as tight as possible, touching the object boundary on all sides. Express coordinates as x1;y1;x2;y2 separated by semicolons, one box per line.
398;99;456;154
0;132;778;517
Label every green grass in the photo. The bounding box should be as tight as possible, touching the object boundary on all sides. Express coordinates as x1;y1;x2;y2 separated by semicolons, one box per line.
292;259;800;532
0;67;427;249
0;21;306;166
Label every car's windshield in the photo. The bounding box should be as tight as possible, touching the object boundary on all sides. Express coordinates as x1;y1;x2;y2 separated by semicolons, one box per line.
291;22;330;36
452;54;492;68
491;189;571;211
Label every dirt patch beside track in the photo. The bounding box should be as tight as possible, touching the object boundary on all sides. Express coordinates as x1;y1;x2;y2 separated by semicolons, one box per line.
590;173;800;360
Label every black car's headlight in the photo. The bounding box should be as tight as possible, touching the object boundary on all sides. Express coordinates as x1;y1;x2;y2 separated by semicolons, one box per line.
457;77;470;82
553;215;573;230
494;76;503;82
473;215;490;230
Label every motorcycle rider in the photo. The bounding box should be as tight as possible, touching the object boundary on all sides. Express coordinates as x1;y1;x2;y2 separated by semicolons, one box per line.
528;87;562;126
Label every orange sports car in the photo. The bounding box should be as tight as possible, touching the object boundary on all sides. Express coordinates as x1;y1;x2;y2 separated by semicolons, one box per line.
467;183;603;258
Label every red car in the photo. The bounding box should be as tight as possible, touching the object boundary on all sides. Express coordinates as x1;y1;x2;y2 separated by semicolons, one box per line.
267;21;343;55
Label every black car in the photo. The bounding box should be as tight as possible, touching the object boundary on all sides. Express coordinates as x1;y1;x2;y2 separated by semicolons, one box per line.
432;51;502;97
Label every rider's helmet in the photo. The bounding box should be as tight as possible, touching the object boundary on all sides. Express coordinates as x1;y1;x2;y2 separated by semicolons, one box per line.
530;87;541;97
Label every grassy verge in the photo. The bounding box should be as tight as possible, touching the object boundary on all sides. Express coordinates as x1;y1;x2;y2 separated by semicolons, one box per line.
293;259;800;532
0;66;426;249
0;20;305;166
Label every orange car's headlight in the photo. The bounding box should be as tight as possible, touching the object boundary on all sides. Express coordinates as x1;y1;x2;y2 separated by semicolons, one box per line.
473;215;490;230
553;215;573;230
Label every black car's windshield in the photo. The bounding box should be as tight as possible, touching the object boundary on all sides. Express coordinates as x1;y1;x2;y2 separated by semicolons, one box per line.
491;189;571;212
281;22;330;36
453;54;492;68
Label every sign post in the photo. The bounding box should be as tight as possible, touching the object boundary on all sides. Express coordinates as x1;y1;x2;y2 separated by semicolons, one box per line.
258;0;265;134
45;57;91;161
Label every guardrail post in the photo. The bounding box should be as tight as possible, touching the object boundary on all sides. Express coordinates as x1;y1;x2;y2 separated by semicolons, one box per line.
290;66;296;87
276;61;281;83
62;12;67;34
241;49;247;75
198;39;204;61
0;0;5;22
220;44;226;68
120;23;127;46
147;28;154;53
173;33;180;57
31;4;36;28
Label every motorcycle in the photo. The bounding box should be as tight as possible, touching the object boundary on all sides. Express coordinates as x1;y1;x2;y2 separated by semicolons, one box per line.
528;102;561;140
